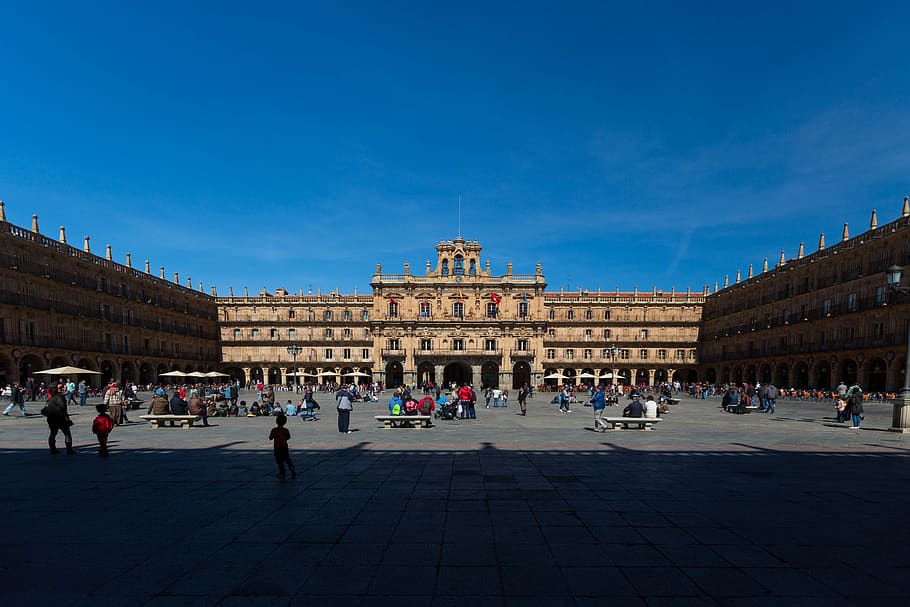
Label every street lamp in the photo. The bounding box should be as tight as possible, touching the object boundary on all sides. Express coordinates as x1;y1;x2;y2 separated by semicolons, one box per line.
886;265;910;432
609;344;619;387
287;344;303;391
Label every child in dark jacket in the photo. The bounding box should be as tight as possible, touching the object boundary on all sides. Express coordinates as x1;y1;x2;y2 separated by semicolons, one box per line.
268;415;297;478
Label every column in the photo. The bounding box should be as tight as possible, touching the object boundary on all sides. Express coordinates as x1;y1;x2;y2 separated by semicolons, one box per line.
260;367;268;385
242;367;251;387
648;368;656;387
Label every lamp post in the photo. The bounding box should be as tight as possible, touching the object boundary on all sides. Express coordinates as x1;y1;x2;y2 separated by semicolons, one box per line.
609;344;619;387
886;265;910;432
287;344;303;392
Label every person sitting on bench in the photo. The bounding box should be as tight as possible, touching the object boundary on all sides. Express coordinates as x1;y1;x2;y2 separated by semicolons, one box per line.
623;395;644;418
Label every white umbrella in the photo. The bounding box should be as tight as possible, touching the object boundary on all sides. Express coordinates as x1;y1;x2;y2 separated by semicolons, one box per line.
316;371;339;377
205;371;230;378
159;371;188;377
36;366;101;375
601;372;625;379
186;371;208;378
288;371;316;377
343;371;372;377
544;373;567;380
578;372;597;379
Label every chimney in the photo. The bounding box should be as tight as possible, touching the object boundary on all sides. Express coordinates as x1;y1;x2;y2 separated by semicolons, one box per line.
229;286;234;297
160;266;165;279
243;286;249;297
762;258;768;273
59;226;66;244
211;286;217;296
144;259;150;273
723;275;729;288
778;250;785;267
198;281;203;292
842;222;849;241
747;264;753;279
713;281;719;293
735;270;741;284
125;253;132;268
870;209;878;229
0;200;6;222
31;214;39;233
174;272;179;284
83;235;91;253
818;232;826;251
903;196;909;218
797;242;805;259
105;244;112;261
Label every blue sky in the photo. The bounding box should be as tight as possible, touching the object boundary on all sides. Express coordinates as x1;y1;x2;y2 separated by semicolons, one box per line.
2;1;908;295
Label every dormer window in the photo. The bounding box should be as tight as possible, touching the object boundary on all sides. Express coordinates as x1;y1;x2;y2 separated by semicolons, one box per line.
454;255;465;275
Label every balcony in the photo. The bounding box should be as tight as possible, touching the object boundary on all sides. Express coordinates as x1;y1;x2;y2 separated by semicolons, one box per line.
381;349;407;358
510;349;535;359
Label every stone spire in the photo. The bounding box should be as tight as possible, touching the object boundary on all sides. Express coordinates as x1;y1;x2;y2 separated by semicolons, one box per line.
31;214;39;233
870;209;878;229
762;257;768;273
174;272;179;284
229;286;234;297
83;235;91;253
125;253;132;268
713;281;718;293
105;245;112;260
243;286;249;297
211;286;217;296
160;266;165;279
903;196;909;218
797;242;805;259
778;250;785;267
842;222;849;241
186;276;192;288
735;269;741;283
0;200;5;222
198;281;203;292
748;264;753;279
58;226;66;244
723;275;729;288
144;259;150;273
818;232;826;250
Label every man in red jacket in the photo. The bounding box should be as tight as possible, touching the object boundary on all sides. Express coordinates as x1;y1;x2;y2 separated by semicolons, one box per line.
458;383;475;420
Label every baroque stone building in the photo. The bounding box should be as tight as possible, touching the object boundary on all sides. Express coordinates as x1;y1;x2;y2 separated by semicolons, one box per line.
0;203;221;386
698;197;910;392
217;237;703;389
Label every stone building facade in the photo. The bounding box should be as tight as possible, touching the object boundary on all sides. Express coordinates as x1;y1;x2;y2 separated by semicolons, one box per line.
698;198;910;393
217;237;703;389
0;204;221;387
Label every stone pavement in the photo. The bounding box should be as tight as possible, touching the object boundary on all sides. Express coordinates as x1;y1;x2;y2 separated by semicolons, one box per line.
1;391;909;606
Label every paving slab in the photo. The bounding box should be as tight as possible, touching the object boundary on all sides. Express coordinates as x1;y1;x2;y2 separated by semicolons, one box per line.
1;391;909;605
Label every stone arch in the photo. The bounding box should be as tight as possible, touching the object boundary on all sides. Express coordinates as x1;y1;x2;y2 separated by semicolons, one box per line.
249;367;264;382
773;363;789;387
18;353;43;384
732;366;743;386
481;361;499;388
386;361;404;388
654;368;668;384
0;353;11;386
672;368;698;384
814;360;832;391
720;366;731;385
563;368;576;385
759;364;772;384
50;356;68;368
120;361;134;383
704;367;717;384
267;367;282;385
793;362;810;388
221;366;245;385
635;369;649;385
837;358;858;387
865;357;888;392
745;364;757;385
543;368;561;388
99;359;117;385
139;363;154;385
512;361;531;389
417;361;435;386
442;361;469;387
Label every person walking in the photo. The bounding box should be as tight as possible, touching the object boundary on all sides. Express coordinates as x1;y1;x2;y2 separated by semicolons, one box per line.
3;382;27;416
65;379;77;406
78;380;87;407
103;381;126;426
518;386;528;415
501;387;509;408
42;384;75;455
591;385;607;430
269;414;297;478
846;384;864;429
336;385;354;434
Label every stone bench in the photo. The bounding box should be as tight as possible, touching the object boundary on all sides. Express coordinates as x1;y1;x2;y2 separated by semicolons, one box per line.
598;417;663;431
140;414;201;429
374;415;432;429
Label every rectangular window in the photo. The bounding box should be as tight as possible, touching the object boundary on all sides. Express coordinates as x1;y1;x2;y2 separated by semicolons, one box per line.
603;329;611;339
364;328;370;338
288;309;295;319
517;339;529;351
324;310;333;321
55;326;65;341
518;302;528;318
639;329;648;339
270;328;278;338
173;341;180;355
362;349;370;359
639;349;649;360
123;335;131;354
288;329;296;339
872;323;885;339
583;349;592;360
822;299;832;316
420;339;432;351
485;339;497;351
325;328;333;338
251;329;260;338
325;348;333;360
343;328;351;339
619;349;630;360
604;310;611;320
566;310;574;320
565;349;574;359
343;310;352;320
453;302;464;318
420;301;431;318
233;329;241;339
875;286;887;306
362;311;370;320
387;339;400;350
546;348;555;359
548;329;555;337
584;329;592;341
486;303;498;318
847;292;858;312
453;339;464;351
389;302;399;318
585;310;592;320
657;349;667;360
343;348;351;360
676;349;685;360
688;350;697;360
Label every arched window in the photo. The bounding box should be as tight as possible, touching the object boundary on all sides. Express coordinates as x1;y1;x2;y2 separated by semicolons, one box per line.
442;260;449;276
469;260;476;276
453;302;464;318
454;255;465;275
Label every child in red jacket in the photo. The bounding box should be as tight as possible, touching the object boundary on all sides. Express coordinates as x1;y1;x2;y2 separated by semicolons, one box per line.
92;403;114;457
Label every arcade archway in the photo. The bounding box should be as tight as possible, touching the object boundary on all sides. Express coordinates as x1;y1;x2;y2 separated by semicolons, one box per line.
417;361;435;386
386;362;404;388
481;361;499;388
512;362;530;389
443;361;471;387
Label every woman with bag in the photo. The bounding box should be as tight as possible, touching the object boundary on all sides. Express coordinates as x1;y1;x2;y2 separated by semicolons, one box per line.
42;384;75;455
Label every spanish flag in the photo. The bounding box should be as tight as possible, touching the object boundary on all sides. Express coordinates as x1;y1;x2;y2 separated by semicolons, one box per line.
490;292;502;305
